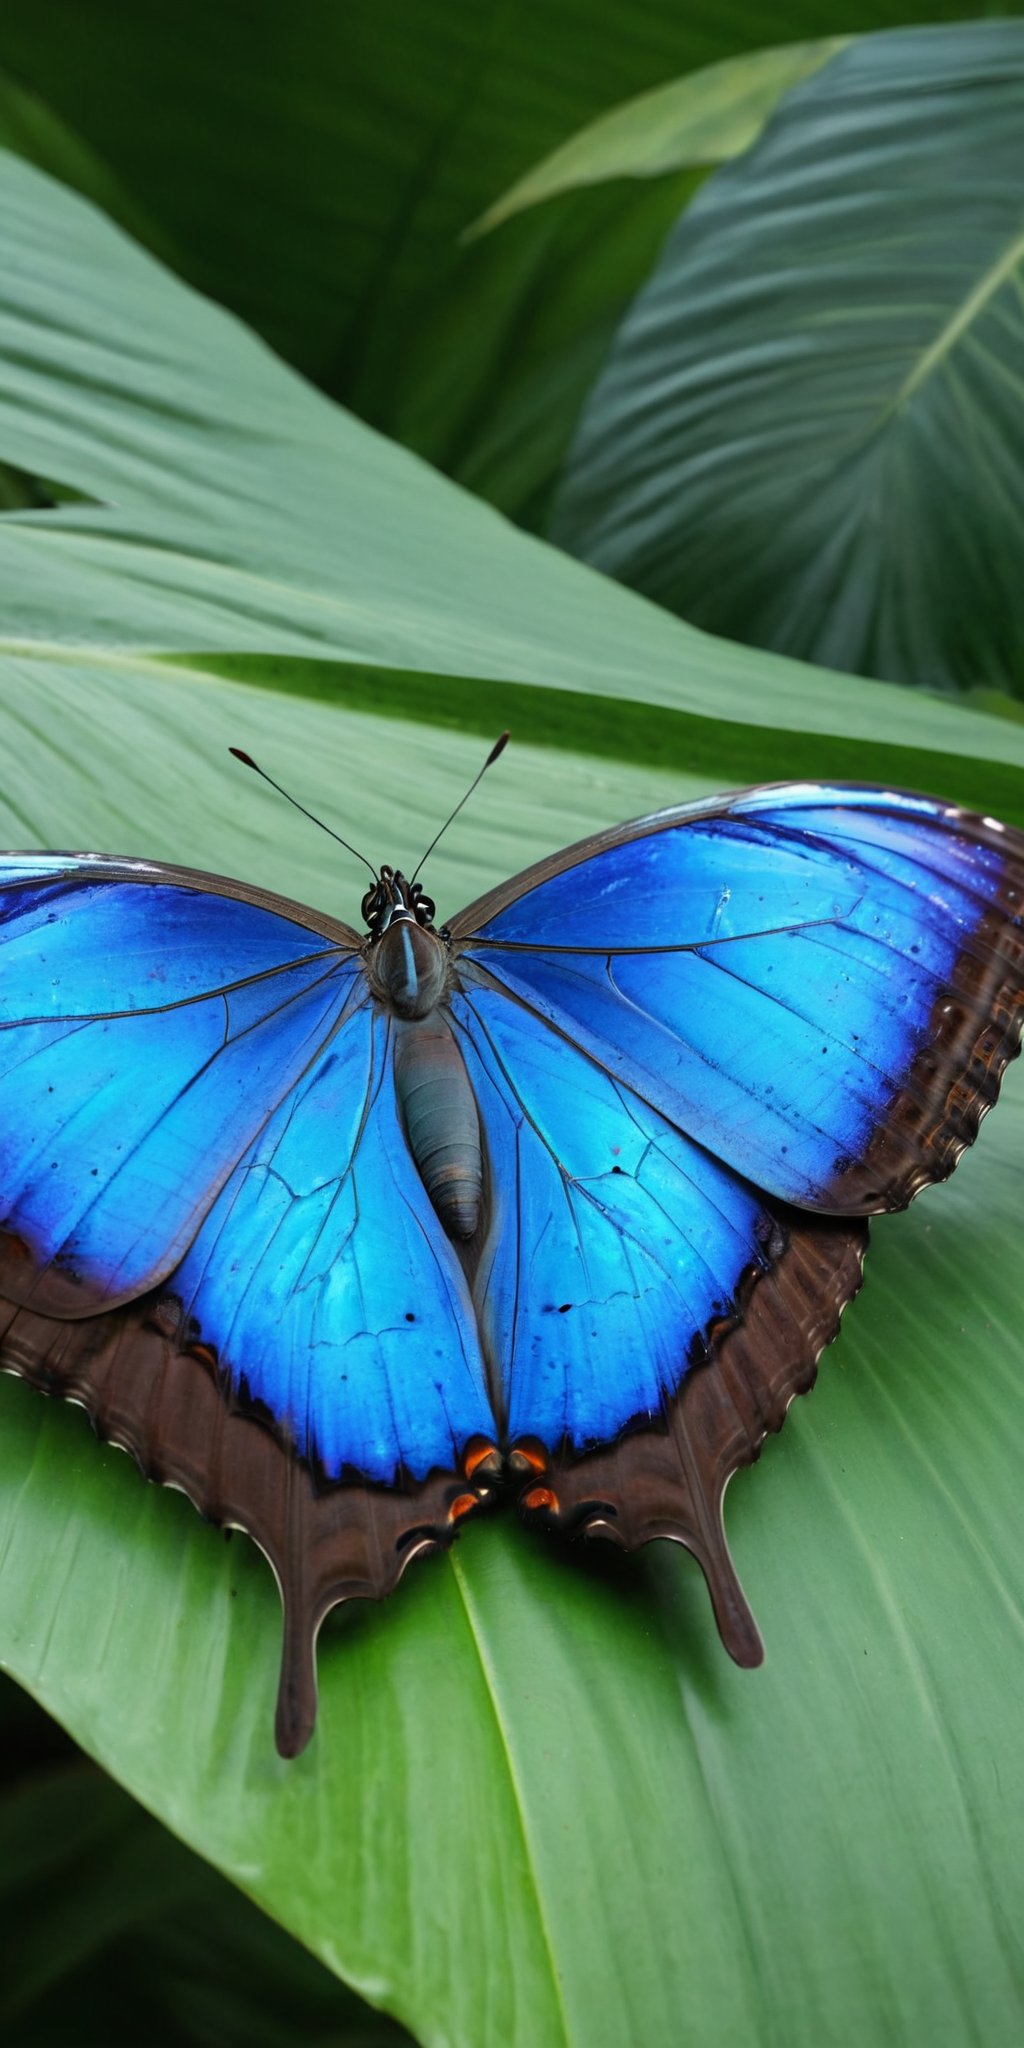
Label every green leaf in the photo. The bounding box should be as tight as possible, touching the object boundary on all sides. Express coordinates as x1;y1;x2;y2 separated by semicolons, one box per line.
0;147;1020;802
377;171;702;531
468;39;846;235
2;661;1023;2048
0;6;1013;535
551;22;1024;698
0;148;1022;2048
435;40;843;525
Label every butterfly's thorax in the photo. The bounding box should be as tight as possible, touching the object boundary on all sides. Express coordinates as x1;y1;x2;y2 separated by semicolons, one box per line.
369;916;450;1019
363;866;481;1241
362;865;451;1020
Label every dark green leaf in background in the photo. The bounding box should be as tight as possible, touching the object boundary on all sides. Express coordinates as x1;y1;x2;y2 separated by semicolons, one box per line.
0;0;1009;412
0;5;1016;547
0;1678;413;2047
551;22;1024;699
398;40;842;526
375;172;699;534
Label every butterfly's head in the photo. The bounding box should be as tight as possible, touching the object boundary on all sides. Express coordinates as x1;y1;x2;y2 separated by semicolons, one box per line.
363;867;450;1019
361;865;436;938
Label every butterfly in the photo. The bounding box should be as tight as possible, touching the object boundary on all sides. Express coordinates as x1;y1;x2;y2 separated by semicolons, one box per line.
0;763;1021;1757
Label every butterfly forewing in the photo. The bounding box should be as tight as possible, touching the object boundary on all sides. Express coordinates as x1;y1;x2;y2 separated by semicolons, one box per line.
453;783;1024;1212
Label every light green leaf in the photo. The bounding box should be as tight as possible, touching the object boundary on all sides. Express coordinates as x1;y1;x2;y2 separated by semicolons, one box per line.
551;22;1024;697
469;39;846;236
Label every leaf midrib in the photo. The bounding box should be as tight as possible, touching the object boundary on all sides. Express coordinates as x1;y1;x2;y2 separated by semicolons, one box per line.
892;217;1024;413
448;1550;573;2048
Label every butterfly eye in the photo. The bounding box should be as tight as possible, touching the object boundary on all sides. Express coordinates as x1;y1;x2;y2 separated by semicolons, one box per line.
411;885;436;928
362;866;398;935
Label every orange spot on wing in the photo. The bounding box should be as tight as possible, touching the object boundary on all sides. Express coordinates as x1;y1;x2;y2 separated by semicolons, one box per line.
448;1493;478;1523
522;1486;558;1514
508;1439;548;1475
462;1438;501;1480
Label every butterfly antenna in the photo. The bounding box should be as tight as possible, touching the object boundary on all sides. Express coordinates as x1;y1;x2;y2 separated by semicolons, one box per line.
410;731;510;883
228;748;377;880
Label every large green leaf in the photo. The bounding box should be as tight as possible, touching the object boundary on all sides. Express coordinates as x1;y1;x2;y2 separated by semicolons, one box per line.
1;664;1022;2048
0;150;1022;2048
0;0;1007;407
551;23;1024;698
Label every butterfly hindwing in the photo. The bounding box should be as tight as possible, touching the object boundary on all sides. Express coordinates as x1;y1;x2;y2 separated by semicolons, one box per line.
452;983;869;1655
528;1206;869;1663
0;1279;481;1756
168;995;494;1486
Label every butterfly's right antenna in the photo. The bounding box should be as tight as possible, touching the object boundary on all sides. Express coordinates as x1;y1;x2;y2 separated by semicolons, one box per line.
228;748;377;880
410;731;510;883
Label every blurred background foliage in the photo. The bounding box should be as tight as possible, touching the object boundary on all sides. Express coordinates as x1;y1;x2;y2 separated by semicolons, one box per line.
0;1674;414;2048
0;5;1021;699
0;5;1022;2046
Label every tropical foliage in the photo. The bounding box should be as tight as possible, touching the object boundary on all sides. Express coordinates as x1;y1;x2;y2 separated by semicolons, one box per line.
0;9;1021;2046
549;25;1024;698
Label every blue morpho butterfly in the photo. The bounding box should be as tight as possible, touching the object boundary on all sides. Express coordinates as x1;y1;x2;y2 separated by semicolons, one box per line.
0;744;1022;1757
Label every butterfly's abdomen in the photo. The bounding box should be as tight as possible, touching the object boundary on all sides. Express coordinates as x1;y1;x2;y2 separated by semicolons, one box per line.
393;1014;482;1241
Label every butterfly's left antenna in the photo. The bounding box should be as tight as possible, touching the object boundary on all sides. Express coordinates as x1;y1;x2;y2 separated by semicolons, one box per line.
410;731;510;883
228;748;377;880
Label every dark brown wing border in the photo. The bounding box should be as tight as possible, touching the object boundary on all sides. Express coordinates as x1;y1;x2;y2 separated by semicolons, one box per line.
0;1291;489;1757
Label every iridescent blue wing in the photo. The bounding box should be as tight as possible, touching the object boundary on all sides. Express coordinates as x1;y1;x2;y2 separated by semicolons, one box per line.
452;982;867;1659
452;784;1024;1211
0;854;496;1753
0;855;357;1313
448;785;1023;1628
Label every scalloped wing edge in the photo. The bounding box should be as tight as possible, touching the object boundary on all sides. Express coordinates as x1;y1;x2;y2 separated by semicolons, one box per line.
0;1206;867;1748
515;1213;870;1663
0;1293;491;1756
